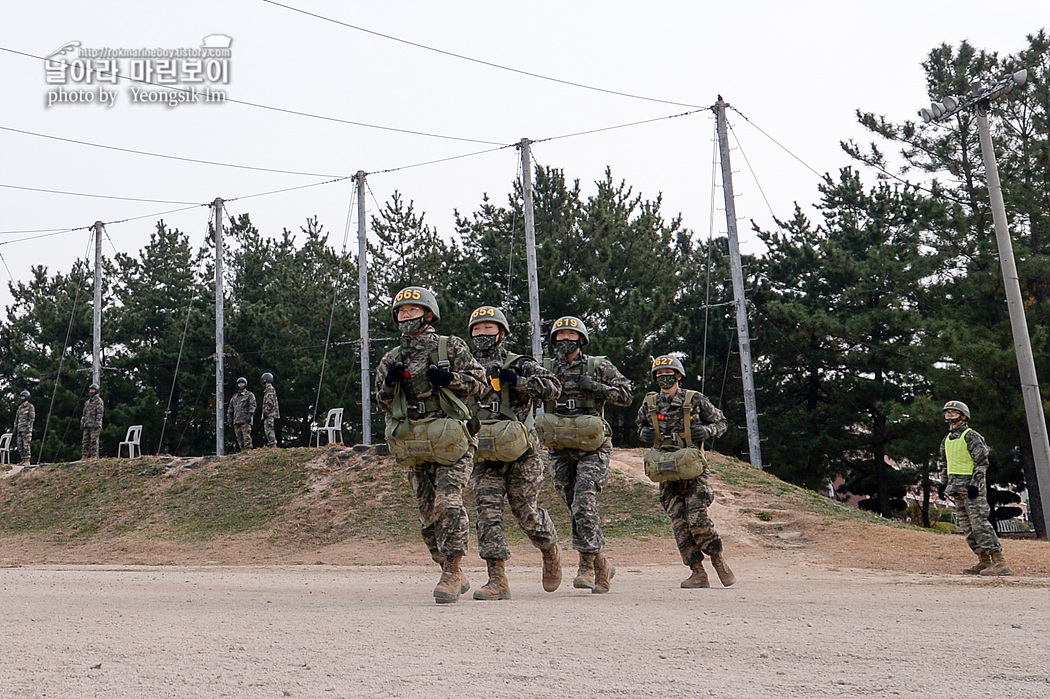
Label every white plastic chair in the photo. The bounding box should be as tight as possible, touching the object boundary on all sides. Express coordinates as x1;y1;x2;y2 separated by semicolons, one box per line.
0;432;12;464
118;425;143;458
311;408;344;446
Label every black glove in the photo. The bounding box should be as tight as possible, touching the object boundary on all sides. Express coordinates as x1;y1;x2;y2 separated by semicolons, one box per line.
499;368;518;386
577;375;601;393
639;426;656;443
690;425;712;442
936;481;946;499
967;485;979;500
385;362;408;386
426;365;455;388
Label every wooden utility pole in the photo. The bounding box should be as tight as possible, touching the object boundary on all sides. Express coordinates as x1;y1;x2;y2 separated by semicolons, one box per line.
714;96;763;469
519;138;543;358
213;197;225;456
92;221;103;387
356;171;372;444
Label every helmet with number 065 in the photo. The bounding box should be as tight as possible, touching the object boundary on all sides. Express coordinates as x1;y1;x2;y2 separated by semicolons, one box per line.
651;355;686;379
942;400;970;419
468;306;510;335
391;286;441;323
548;316;590;345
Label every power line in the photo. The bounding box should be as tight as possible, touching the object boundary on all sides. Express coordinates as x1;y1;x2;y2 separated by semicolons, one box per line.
0;182;199;206
261;0;705;110
727;105;824;180
535;108;707;143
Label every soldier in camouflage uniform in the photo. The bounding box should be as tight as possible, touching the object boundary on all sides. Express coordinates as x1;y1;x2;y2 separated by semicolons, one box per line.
466;306;564;601
15;390;35;465
544;316;632;594
261;372;280;447
227;377;257;451
637;355;734;588
939;400;1012;576
375;286;486;604
80;383;104;459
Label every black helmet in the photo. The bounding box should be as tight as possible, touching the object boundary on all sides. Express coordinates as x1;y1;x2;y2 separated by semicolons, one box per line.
942;400;970;419
88;383;99;392
236;376;247;386
261;372;274;383
20;390;30;399
468;306;510;335
549;316;590;345
651;355;686;380
391;286;440;323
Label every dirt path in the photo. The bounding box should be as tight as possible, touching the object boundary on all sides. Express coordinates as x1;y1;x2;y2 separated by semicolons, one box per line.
3;555;1048;699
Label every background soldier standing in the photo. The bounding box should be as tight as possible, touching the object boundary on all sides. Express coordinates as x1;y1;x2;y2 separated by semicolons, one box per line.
541;316;632;594
637;355;734;588
80;383;104;459
375;287;486;604
227;377;257;451
15;390;35;466
939;400;1012;576
466;306;564;601
261;372;280;447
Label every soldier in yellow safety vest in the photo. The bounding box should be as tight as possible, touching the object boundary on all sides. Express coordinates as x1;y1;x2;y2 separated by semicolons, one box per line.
938;400;1012;576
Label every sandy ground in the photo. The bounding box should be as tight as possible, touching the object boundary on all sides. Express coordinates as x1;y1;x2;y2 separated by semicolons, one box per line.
2;553;1049;699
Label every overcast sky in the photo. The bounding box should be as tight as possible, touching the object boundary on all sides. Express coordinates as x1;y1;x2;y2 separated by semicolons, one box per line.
1;1;1044;312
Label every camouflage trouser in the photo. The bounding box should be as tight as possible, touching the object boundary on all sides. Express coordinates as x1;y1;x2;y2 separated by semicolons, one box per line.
81;428;100;459
234;422;253;451
263;417;277;447
947;474;1002;555
471;448;559;560
407;449;474;559
660;476;722;566
16;430;31;463
551;438;611;554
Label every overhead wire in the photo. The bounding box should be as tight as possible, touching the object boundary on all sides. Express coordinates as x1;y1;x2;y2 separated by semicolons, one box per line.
702;119;719;394
0;182;199;206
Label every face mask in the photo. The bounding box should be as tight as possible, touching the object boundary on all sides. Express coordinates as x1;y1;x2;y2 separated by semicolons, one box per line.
656;374;678;390
398;317;425;335
472;334;499;351
555;339;580;356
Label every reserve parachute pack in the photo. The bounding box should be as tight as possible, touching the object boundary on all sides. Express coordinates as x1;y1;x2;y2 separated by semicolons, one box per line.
534;355;610;452
642;389;709;483
384;335;472;467
472;353;534;463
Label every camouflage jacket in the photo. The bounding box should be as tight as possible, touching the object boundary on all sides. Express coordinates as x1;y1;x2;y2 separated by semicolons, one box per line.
262;384;280;419
471;346;561;422
374;327;486;419
15;401;35;433
227;389;257;425
636;388;727;449
548;352;633;416
938;423;989;479
80;395;104;430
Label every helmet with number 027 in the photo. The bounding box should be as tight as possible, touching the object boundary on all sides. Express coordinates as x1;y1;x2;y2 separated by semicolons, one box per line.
942;400;970;419
391;286;441;323
548;316;590;345
467;306;510;335
651;354;686;380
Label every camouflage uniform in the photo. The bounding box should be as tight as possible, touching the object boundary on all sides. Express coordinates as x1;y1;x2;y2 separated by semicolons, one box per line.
547;354;632;553
637;389;728;565
80;393;104;459
939;424;1002;555
375;327;486;560
470;346;562;560
262;383;280;447
227;387;257;451
15;400;35;464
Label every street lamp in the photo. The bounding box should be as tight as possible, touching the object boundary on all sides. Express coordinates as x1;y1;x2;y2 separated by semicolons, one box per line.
919;68;1050;540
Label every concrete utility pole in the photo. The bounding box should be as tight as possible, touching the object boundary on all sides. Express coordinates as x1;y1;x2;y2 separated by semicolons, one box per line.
213;197;225;457
519;138;543;359
714;97;763;469
92;220;103;387
920;69;1050;540
356;170;372;445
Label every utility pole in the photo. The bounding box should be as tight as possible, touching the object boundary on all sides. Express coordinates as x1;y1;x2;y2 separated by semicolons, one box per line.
213;197;225;456
920;69;1050;540
519;138;543;358
356;170;372;445
714;97;763;469
92;220;103;387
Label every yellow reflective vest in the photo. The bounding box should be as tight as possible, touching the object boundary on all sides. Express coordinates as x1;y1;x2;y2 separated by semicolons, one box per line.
945;428;975;476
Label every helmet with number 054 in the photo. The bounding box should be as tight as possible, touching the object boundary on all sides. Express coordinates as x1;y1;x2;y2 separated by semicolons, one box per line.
651;355;686;380
391;286;441;323
467;306;510;335
942;400;970;419
548;316;590;345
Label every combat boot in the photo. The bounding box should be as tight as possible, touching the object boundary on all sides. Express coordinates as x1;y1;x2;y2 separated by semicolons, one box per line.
962;553;992;575
433;555;470;603
979;551;1013;576
431;551;445;567
592;552;615;594
681;563;710;589
473;559;511;600
541;544;563;592
573;552;596;589
710;554;736;587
